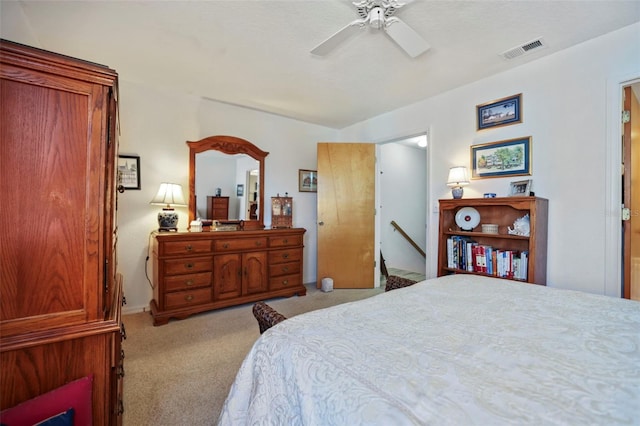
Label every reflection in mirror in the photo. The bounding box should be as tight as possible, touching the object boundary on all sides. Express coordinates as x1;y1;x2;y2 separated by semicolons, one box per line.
187;135;268;230
195;152;258;221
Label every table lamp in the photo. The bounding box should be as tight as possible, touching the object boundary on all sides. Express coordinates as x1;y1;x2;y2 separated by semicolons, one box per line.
150;182;187;231
447;166;469;199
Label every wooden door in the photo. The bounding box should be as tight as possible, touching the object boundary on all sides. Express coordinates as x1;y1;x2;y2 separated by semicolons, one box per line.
317;143;375;288
623;85;640;300
0;50;114;336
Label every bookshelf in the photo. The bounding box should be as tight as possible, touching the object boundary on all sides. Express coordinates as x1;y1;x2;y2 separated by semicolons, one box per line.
437;196;548;285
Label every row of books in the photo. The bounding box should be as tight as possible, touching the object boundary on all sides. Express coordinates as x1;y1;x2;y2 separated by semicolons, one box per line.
446;236;528;280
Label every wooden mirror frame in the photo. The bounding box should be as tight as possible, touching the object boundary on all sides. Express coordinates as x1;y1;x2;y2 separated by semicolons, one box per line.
187;135;269;230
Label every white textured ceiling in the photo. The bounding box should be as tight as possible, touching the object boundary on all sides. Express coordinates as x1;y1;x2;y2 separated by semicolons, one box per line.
6;0;640;129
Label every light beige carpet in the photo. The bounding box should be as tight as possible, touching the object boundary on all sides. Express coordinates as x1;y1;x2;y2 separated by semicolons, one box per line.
122;281;395;425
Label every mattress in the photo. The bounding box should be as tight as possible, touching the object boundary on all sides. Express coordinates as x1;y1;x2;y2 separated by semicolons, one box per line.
218;274;640;425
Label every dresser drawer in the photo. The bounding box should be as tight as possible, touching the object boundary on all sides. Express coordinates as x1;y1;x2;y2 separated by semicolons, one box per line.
163;257;212;276
163;240;211;256
214;237;267;252
269;261;301;277
164;288;212;310
269;248;302;264
164;272;212;292
269;274;302;291
269;234;302;248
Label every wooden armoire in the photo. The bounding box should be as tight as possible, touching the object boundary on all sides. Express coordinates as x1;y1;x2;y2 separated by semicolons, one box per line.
0;40;124;424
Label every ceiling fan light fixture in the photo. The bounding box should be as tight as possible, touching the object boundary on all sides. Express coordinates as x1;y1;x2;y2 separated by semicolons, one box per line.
311;0;430;59
369;7;385;29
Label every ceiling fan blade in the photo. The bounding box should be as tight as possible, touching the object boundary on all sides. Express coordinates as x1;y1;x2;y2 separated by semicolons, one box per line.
311;20;364;56
384;17;430;58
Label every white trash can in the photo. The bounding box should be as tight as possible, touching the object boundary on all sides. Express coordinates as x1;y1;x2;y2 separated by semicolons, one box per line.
321;277;334;292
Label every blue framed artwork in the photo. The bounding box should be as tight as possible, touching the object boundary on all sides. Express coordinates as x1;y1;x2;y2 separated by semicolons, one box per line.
471;136;531;179
476;93;522;130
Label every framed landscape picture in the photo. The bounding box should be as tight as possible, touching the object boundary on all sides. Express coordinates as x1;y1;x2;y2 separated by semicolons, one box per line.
471;137;531;179
476;93;522;130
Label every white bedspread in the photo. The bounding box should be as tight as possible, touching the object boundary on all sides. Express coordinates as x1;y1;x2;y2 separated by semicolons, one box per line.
218;274;640;425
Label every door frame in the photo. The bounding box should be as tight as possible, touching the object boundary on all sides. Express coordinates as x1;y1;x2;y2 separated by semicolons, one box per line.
374;129;432;282
605;72;640;297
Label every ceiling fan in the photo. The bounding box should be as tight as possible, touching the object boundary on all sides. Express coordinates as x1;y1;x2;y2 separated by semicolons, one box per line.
311;0;430;58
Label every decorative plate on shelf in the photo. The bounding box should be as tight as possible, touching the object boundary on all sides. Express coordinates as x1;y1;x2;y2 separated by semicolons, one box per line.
455;207;480;231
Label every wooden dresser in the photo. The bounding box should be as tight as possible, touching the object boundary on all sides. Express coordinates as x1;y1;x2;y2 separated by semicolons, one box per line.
207;196;230;220
0;40;124;424
151;228;306;325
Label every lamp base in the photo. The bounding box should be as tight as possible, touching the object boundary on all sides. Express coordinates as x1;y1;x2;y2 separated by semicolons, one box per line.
158;209;179;232
451;187;464;199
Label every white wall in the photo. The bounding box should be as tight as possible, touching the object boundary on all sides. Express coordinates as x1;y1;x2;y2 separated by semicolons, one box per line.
116;81;201;312
340;22;640;295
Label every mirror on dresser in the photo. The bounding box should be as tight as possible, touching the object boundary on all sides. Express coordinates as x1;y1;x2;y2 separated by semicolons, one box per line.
187;135;268;230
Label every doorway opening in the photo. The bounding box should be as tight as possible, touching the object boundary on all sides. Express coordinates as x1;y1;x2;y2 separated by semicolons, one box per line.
377;133;428;286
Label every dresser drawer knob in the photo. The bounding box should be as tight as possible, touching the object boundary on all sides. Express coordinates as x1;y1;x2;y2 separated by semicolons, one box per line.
223;243;230;249
282;279;288;285
282;266;289;272
283;239;288;244
185;279;194;286
185;263;194;270
185;244;193;252
185;295;194;302
255;241;262;246
282;253;290;259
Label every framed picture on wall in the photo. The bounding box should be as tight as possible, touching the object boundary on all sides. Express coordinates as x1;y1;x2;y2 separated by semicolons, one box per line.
298;169;317;192
476;93;522;130
117;155;141;190
471;136;531;179
237;184;244;196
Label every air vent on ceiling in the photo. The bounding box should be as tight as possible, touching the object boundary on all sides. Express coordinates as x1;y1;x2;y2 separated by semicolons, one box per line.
501;37;547;60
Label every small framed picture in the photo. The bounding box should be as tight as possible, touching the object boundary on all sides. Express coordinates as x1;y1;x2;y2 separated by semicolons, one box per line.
236;184;244;197
509;179;532;196
476;93;522;131
117;155;140;190
471;136;531;179
298;169;317;192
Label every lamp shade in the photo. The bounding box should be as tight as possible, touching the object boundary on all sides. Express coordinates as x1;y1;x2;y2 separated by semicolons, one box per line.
446;166;470;187
150;183;187;207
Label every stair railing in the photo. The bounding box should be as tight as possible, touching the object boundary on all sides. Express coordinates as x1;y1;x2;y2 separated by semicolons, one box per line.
390;220;426;258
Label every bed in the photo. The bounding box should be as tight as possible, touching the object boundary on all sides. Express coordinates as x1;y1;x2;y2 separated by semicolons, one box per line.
218;274;640;425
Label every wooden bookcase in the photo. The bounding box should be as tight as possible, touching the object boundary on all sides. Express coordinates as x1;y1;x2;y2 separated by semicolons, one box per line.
437;196;548;285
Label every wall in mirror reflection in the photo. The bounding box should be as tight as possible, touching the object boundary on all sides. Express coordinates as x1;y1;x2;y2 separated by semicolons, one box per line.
195;152;259;221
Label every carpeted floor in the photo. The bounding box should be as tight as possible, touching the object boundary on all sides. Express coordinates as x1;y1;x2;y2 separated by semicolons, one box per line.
122;268;424;425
